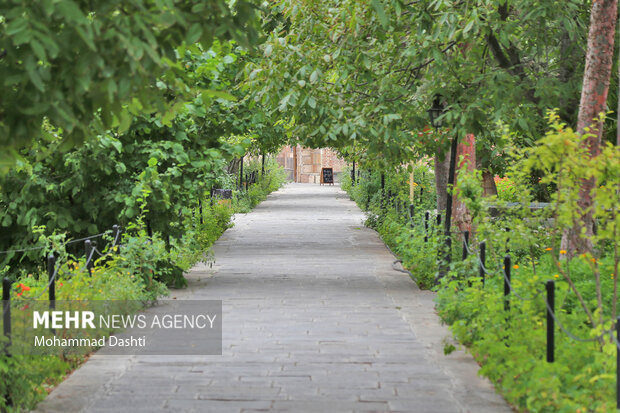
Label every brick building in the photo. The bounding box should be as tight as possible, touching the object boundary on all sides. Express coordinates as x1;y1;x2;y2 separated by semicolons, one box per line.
276;146;347;183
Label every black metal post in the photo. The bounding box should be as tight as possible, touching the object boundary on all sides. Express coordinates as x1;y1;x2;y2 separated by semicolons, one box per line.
380;173;385;209
48;255;56;304
479;241;486;285
198;199;203;225
3;278;11;353
617;316;620;410
245;173;249;191
505;227;510;253
424;211;430;243
261;153;265;177
436;213;441;226
546;280;555;363
462;231;469;261
48;254;56;335
504;255;511;311
239;156;244;190
351;161;356;186
85;240;93;276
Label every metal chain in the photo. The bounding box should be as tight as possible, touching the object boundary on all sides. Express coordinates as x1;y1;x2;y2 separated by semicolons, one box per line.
15;264;61;301
12;229;121;302
0;231;108;256
543;299;601;343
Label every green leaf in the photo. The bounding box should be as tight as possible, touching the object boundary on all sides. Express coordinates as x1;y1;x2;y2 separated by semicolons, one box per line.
463;19;474;34
118;111;132;134
5;18;28;36
110;139;122;153
186;23;203;44
25;57;45;92
57;0;87;23
30;39;47;62
310;70;319;83
371;0;388;28
201;89;237;102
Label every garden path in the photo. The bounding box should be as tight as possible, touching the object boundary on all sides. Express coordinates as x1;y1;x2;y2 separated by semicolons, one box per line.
35;183;511;413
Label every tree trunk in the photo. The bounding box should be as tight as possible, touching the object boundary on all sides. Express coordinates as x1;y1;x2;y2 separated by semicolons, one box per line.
562;0;617;255
434;149;450;213
227;158;241;175
453;134;476;233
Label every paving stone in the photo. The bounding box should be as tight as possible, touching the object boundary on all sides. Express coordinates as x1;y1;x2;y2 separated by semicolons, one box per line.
34;184;511;413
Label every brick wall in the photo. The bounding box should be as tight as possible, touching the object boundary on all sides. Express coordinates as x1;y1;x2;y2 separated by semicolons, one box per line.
275;146;347;183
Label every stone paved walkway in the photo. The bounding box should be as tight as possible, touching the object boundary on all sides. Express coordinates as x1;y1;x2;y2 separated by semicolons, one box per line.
36;183;511;413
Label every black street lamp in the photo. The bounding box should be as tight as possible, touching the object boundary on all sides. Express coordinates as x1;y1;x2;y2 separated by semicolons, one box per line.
428;95;458;284
427;95;445;129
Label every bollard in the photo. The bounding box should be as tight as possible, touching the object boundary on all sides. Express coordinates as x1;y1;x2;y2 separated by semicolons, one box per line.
239;156;244;190
462;231;469;261
2;278;11;353
617;316;620;410
380;174;385;209
424;211;429;243
545;280;555;363
49;254;56;335
505;227;510;253
504;255;511;311
262;154;265;177
85;240;93;276
48;255;56;308
479;241;486;285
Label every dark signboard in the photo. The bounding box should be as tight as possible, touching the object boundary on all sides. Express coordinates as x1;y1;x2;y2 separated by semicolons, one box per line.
321;168;334;185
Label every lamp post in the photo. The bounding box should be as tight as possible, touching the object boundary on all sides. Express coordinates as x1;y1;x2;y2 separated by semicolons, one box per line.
427;95;445;129
428;96;458;283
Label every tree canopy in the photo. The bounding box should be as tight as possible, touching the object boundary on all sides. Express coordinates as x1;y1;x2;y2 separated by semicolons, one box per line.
247;0;599;172
0;0;259;169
